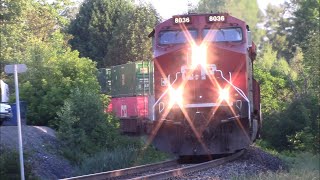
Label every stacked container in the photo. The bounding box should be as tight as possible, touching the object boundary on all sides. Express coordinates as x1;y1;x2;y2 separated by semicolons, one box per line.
109;61;154;133
111;61;153;97
97;68;111;94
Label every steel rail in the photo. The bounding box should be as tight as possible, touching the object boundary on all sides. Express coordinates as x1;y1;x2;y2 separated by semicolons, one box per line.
61;159;178;180
131;150;244;180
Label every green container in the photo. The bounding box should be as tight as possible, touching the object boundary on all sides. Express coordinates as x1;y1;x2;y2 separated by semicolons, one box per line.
111;61;153;97
98;68;111;94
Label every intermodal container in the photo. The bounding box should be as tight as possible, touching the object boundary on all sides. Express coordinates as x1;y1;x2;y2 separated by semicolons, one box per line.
111;96;149;118
111;61;153;97
98;68;111;94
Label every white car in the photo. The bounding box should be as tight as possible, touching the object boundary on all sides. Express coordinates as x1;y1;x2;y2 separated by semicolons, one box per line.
0;103;12;125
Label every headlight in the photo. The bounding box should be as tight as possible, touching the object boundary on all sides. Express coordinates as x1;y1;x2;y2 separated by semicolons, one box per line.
191;45;207;68
219;88;229;102
169;87;183;106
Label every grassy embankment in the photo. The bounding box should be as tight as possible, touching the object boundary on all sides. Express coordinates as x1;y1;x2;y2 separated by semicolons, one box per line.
0;148;38;180
236;144;319;180
73;136;170;176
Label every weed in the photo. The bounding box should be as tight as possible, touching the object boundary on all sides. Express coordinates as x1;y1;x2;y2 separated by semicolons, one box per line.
75;144;170;176
235;152;320;180
0;148;38;180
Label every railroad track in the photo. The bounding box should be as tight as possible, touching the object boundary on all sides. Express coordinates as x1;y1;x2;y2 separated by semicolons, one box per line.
62;150;244;180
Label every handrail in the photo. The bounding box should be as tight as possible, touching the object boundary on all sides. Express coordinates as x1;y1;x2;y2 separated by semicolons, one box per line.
152;72;181;120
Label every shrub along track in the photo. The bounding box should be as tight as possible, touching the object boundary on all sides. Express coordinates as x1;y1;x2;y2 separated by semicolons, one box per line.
62;150;244;180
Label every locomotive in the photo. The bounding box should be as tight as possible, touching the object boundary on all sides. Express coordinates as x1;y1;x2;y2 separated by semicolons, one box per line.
108;13;261;156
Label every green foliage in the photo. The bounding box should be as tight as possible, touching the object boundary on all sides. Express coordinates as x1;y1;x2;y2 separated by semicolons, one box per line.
0;0;70;68
254;44;289;114
288;127;319;153
290;0;320;50
17;37;100;126
75;146;137;175
261;96;319;152
302;34;320;99
1;0;92;127
57;88;119;163
192;0;263;44
0;149;37;180
255;23;319;153
107;3;159;66
75;143;169;175
262;4;292;59
68;0;159;67
236;152;319;180
192;0;227;13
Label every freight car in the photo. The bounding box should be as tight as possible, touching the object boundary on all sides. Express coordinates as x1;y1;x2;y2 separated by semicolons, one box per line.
108;13;261;156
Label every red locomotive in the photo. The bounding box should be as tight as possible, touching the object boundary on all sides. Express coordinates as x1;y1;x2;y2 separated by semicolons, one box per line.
109;13;261;156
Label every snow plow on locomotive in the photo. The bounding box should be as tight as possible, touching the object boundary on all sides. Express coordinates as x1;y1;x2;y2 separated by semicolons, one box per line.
107;13;262;156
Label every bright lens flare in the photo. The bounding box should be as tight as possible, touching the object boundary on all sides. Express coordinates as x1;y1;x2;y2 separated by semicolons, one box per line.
169;87;183;106
219;88;229;101
191;45;207;68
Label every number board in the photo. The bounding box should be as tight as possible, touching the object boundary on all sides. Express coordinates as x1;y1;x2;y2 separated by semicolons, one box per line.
173;16;191;24
207;15;226;23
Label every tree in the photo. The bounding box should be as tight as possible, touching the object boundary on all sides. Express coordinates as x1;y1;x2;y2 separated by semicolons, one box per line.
18;34;100;126
262;4;291;59
0;0;71;75
57;88;119;163
302;34;320;99
192;0;263;44
254;44;291;114
192;0;227;13
289;0;320;50
107;3;159;65
68;0;159;67
1;0;102;126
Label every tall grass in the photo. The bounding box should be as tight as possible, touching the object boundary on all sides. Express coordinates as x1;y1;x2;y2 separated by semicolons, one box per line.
235;152;319;180
75;145;170;175
0;148;38;180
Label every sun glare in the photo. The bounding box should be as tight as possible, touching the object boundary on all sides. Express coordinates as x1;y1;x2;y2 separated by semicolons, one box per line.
169;86;183;106
191;45;207;69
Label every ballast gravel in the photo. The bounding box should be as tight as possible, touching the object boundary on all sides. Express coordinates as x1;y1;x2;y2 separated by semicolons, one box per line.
174;146;286;180
0;126;75;179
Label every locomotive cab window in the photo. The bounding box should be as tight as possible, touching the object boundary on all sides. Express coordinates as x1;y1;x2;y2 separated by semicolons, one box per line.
158;30;198;45
203;28;242;42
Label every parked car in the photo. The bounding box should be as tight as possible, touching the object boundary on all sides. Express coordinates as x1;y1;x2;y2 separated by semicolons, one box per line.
0;102;12;125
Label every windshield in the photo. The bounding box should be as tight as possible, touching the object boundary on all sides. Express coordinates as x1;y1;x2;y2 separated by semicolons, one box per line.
159;30;198;45
203;28;242;42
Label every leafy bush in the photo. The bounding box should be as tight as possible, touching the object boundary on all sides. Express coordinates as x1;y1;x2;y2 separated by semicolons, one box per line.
56;87;121;163
56;87;150;164
261;96;319;152
0;149;37;180
14;33;101;127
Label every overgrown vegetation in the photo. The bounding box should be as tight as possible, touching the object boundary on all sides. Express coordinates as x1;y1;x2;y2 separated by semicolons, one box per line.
68;0;160;67
56;87;169;169
0;149;37;180
235;150;320;180
75;144;169;175
255;0;320;153
1;0;319;178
